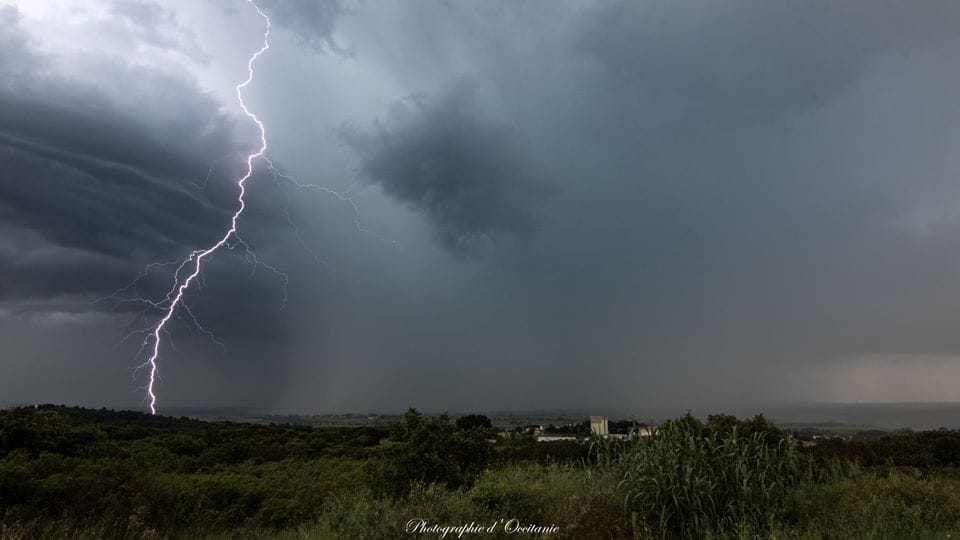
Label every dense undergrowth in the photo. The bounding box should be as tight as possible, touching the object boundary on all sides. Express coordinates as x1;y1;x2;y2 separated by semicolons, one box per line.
3;406;960;538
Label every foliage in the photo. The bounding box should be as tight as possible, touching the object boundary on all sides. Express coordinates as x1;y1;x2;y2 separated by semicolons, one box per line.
0;406;383;536
703;412;786;442
804;428;960;468
776;468;960;538
545;421;590;435
496;439;589;464
455;414;492;432
6;406;960;538
267;463;627;540
609;419;647;435
617;413;799;538
375;408;493;497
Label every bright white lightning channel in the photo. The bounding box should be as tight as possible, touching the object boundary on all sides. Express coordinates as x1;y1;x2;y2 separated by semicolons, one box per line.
135;0;271;415
101;0;398;414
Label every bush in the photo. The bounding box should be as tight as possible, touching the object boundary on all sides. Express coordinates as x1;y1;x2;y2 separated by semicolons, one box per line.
304;463;628;540
376;409;493;497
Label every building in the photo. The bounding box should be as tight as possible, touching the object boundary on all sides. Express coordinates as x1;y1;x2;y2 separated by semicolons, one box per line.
590;416;609;436
536;435;579;443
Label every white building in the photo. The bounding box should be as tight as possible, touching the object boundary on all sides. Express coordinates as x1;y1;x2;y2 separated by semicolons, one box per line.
590;416;609;436
536;435;579;443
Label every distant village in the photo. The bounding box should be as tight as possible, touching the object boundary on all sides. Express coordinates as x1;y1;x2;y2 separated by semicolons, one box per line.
504;415;653;443
259;411;913;445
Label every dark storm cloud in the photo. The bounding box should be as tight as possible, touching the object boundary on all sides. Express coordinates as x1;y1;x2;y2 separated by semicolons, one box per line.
341;81;547;253
0;7;274;310
0;98;237;255
472;0;960;392
276;0;960;411
258;0;344;54
6;0;960;413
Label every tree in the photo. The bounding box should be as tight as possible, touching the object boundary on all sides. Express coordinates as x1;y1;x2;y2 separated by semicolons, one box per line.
455;414;492;432
705;412;786;444
377;408;493;497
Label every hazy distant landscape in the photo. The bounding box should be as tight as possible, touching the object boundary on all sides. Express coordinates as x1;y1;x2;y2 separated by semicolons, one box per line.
92;401;960;433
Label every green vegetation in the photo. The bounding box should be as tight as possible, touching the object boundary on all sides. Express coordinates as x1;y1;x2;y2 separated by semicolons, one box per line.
616;414;799;537
374;408;493;497
3;405;960;538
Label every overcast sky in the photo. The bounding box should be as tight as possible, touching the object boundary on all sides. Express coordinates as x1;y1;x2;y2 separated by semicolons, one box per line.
3;0;960;414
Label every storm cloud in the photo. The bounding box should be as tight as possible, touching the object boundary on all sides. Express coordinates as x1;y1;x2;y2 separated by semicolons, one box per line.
258;0;343;54
3;0;960;414
0;4;271;307
341;81;546;253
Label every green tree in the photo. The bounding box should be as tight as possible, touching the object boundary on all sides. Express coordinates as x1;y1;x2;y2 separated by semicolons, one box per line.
456;414;492;432
378;408;493;497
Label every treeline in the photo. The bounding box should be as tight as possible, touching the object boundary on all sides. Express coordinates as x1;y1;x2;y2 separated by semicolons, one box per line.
804;429;960;468
0;405;388;463
5;405;960;538
0;405;582;534
0;406;391;533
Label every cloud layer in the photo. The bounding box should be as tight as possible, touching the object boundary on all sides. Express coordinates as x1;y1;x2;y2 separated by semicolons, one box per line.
0;5;256;305
3;0;960;413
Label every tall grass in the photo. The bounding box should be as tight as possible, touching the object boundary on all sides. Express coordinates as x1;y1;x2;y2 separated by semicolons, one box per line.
778;468;960;538
616;419;799;538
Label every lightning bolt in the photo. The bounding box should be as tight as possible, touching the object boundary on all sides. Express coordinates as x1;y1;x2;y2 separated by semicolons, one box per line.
132;0;271;415
95;0;399;414
264;158;402;250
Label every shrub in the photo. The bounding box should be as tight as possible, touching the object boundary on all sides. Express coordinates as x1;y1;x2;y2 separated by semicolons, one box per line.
376;409;493;497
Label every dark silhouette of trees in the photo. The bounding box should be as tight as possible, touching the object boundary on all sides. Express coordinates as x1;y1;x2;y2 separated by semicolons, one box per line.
376;408;493;497
455;413;492;432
